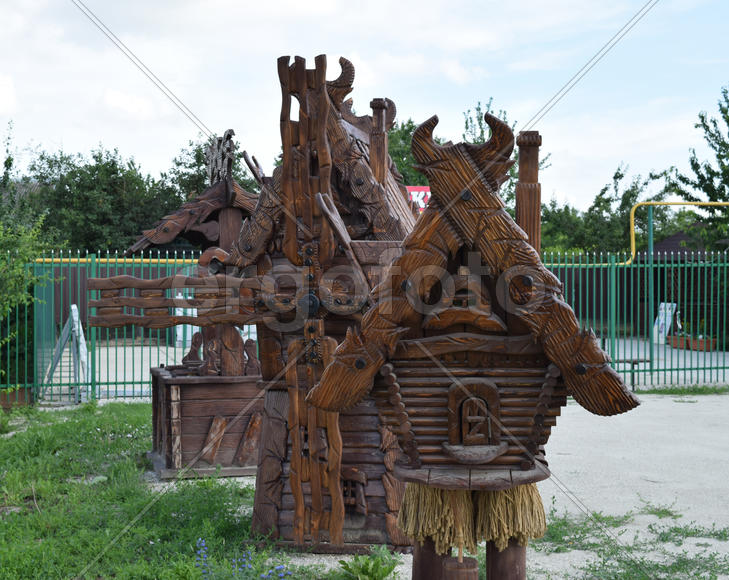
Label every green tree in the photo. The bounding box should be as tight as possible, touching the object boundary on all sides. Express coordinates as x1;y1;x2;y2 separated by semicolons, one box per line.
666;86;729;249
387;118;430;186
0;123;49;320
540;198;585;253
28;148;183;251
462;99;551;212
161;134;258;199
578;165;669;253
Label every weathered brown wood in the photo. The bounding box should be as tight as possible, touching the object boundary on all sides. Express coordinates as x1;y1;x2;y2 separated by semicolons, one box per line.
243;339;261;376
443;557;479;579
252;389;289;538
180;398;263;417
170;385;182;469
234;411;262;466
159;465;256;480
199;415;227;464
286;340;306;545
486;538;526;580
219;325;245;376
89;312;261;329
92;55;634;560
413;538;447;580
89;295;253;310
218;207;243;254
308;403;323;542
515;131;542;253
88;274;260;291
350;240;403;265
370;98;389;185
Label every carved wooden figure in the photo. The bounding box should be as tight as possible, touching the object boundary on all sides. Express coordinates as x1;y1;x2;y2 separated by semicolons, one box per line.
89;55;639;571
89;54;418;549
308;111;639;577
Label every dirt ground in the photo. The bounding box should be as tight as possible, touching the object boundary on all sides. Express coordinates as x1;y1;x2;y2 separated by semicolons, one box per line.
285;393;729;578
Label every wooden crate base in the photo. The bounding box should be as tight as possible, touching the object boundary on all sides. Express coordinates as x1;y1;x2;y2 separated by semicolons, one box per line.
151;367;263;477
148;451;257;480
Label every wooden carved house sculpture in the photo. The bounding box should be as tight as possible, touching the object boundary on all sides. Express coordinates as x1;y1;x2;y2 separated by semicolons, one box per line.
307;112;640;571
89;131;265;479
244;55;420;549
88;54;418;547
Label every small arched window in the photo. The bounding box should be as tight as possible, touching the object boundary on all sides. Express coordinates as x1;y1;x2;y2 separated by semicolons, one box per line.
448;379;500;446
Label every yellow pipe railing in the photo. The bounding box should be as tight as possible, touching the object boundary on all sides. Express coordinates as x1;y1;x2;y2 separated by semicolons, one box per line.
33;256;198;265
627;201;729;265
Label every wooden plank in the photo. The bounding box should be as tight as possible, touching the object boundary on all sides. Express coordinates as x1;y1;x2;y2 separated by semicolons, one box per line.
88;274;260;291
326;410;344;545
252;389;289;538
389;368;547;379
308;405;323;542
338;414;381;432
394;333;543;358
234;411;262;466
89;312;261;328
170;385;182;469
89;296;253;310
393;376;544;387
199;416;227;464
176;415;252;435
179;383;261;401
180;398;264;418
286;341;305;545
159;466;256;480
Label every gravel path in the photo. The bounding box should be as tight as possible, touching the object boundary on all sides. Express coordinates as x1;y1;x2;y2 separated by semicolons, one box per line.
286;393;729;578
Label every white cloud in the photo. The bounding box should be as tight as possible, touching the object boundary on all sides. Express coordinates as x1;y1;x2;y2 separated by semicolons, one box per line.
102;88;155;120
0;75;17;114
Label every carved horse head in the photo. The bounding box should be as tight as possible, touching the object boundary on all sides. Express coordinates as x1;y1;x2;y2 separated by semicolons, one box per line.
307;326;386;411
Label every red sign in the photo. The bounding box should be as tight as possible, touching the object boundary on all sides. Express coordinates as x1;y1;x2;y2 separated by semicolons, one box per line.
406;186;430;212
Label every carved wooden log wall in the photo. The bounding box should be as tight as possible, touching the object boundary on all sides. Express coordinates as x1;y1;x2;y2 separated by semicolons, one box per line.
150;369;264;479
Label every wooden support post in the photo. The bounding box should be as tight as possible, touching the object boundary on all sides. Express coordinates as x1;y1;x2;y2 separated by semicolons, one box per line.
486;539;526;580
411;528;479;579
412;538;446;580
218;207;243;254
370;98;389;185
515;131;542;253
170;385;182;469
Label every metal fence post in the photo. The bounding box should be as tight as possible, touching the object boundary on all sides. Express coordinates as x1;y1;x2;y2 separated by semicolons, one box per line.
608;254;617;361
647;207;655;374
88;253;97;400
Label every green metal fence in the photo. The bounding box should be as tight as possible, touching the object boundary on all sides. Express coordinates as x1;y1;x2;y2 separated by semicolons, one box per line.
1;249;728;406
2;250;258;405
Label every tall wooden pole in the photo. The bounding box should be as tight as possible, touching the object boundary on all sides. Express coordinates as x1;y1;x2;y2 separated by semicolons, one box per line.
370;98;389;186
515;131;542;252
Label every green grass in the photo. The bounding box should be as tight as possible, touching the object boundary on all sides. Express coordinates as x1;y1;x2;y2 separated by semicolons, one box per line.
531;499;632;555
635;385;729;396
6;402;729;579
638;498;681;520
0;402;345;579
529;497;729;579
0;402;401;580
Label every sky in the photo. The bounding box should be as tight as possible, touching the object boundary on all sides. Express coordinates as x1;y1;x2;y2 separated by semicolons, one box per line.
1;0;727;211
